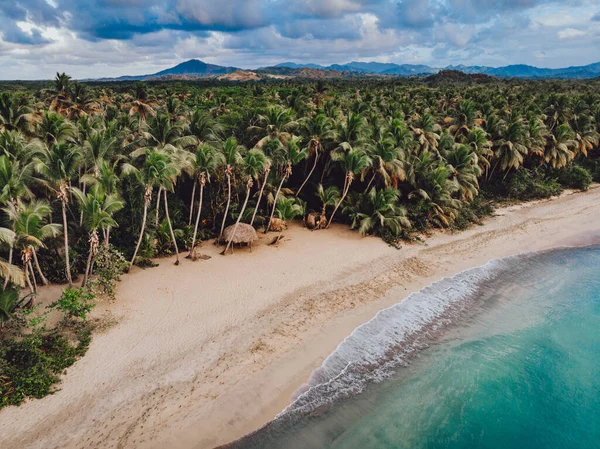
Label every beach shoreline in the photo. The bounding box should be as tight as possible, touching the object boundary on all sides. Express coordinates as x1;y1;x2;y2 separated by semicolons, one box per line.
1;186;599;449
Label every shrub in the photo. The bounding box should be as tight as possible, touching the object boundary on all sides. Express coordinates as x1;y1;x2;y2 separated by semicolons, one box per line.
49;288;95;321
556;165;593;191
505;169;562;200
91;244;128;300
0;325;91;408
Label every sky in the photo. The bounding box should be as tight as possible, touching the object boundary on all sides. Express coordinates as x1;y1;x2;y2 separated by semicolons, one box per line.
0;0;599;80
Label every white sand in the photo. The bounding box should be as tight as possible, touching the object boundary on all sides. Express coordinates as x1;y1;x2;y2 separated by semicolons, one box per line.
1;186;599;449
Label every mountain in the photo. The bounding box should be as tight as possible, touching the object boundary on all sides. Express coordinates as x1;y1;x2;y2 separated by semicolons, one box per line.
258;60;600;79
151;59;238;77
96;59;600;81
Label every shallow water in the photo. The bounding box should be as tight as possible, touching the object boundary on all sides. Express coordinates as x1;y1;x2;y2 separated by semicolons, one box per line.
224;246;600;449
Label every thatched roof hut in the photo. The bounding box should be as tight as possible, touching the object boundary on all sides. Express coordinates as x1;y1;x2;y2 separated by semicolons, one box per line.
223;223;258;244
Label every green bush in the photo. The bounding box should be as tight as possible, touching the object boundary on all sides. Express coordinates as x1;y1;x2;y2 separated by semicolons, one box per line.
557;165;593;191
0;325;91;408
505;169;562;200
91;244;128;300
49;288;95;321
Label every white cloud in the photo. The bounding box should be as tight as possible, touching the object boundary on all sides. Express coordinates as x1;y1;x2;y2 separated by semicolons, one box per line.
558;28;586;39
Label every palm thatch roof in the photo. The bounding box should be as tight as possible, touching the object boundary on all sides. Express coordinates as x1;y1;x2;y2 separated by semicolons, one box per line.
223;223;258;244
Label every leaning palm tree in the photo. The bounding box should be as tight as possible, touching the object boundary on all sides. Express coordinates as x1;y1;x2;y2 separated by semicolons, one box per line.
73;184;124;287
223;149;268;255
265;137;299;233
122;149;177;270
189;144;223;259
218;137;245;240
296;113;335;197
34;142;80;284
3;200;61;292
327;144;372;228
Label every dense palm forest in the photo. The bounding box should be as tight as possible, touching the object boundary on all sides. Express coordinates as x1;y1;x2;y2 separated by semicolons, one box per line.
0;74;599;405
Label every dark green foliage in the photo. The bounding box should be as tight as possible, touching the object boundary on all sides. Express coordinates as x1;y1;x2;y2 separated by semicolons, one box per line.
0;324;91;408
556;165;593;191
91;244;128;300
498;169;563;200
451;196;495;231
49;288;95;321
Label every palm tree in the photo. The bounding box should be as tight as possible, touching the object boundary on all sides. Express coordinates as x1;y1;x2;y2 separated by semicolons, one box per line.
0;227;25;287
0;93;31;132
249;107;297;148
465;128;493;177
34;142;80;284
3;200;61;292
122;149;176;270
316;183;340;219
223;149;267;254
492;117;528;176
445;144;481;201
296;113;335;197
544;124;575;169
327;144;372;228
218;137;245;240
128;83;156;121
0;155;34;206
36;111;75;146
73;185;124;287
411;113;441;154
343;187;410;236
272;197;304;244
364;137;406;191
189;144;222;259
265;138;299;233
188;108;223;143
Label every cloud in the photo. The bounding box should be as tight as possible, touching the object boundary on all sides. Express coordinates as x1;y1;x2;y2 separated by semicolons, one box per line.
0;0;598;79
558;28;586;39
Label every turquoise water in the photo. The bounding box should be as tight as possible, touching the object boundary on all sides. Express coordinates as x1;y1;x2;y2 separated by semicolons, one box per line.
223;246;600;449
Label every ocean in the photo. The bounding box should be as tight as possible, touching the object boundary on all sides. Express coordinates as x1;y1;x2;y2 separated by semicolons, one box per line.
223;245;600;449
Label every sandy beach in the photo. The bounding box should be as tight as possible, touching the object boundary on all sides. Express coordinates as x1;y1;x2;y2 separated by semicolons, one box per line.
1;186;599;449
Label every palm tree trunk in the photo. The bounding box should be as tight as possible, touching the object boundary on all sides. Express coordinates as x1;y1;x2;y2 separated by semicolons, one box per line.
79;183;86;226
62;199;73;285
32;248;49;286
155;187;162;225
24;262;35;294
250;170;269;226
3;246;12;289
163;189;180;266
296;150;319;197
223;181;251;255
218;173;232;240
327;174;351;228
188;181;196;226
364;172;376;193
266;174;287;234
189;179;205;260
82;241;94;288
129;191;150;272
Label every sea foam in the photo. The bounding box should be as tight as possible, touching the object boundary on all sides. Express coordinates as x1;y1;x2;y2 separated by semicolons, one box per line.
279;255;519;418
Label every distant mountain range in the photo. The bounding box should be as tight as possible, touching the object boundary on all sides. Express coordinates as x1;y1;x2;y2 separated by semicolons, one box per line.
270;61;600;78
94;59;600;81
